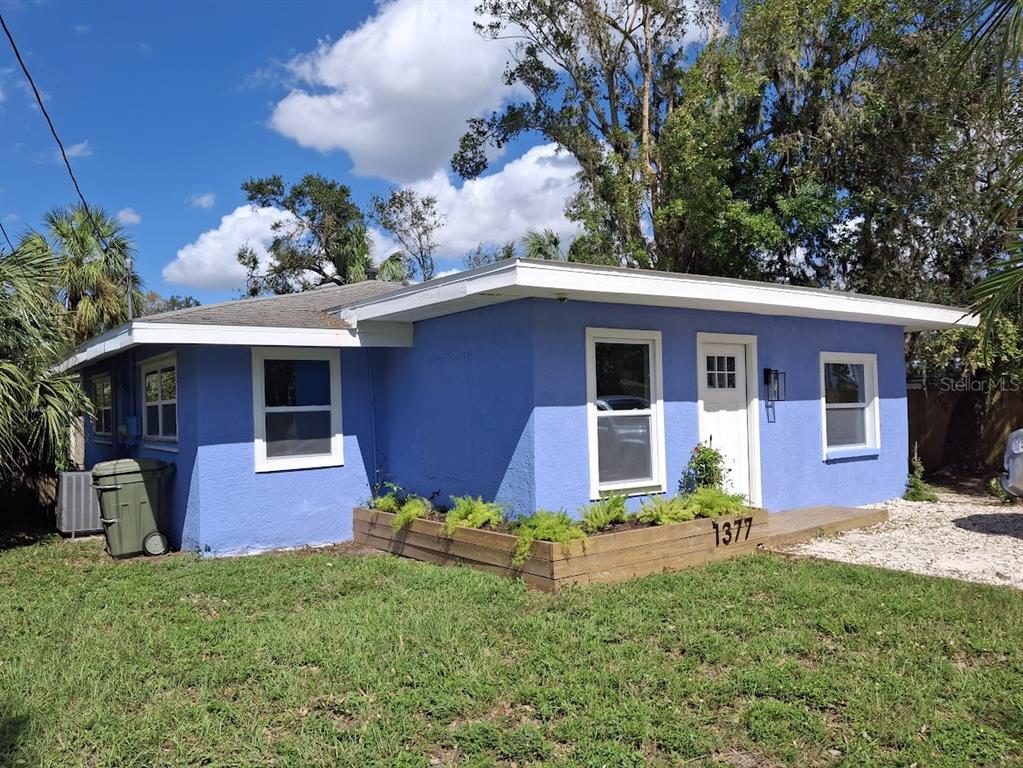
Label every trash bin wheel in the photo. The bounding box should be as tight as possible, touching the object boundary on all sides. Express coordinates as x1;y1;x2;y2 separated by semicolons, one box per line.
143;531;169;556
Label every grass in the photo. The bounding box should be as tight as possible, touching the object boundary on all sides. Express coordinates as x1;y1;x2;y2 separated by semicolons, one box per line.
1;538;1021;767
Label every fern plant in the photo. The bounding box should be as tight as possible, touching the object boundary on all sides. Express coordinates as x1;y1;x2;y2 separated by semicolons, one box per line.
637;495;695;526
392;496;432;532
512;510;586;566
578;494;627;534
443;495;505;535
682;486;747;518
370;481;405;514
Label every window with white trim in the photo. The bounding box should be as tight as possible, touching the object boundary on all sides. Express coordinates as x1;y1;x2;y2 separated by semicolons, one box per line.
251;348;343;472
90;373;112;437
586;328;665;497
141;355;177;441
820;352;879;454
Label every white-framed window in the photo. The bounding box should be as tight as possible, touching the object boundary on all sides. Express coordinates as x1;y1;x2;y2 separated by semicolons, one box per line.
140;353;178;441
585;328;666;499
251;347;343;473
90;373;113;437
819;352;880;457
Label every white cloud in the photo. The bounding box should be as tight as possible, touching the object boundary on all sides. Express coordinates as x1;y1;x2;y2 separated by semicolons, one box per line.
368;226;401;262
269;0;513;182
189;191;216;209
163;205;294;290
116;208;141;225
73;24;91;34
64;140;91;159
412;143;580;257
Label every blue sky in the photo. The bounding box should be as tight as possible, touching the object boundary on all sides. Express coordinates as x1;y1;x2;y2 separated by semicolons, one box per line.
0;0;580;303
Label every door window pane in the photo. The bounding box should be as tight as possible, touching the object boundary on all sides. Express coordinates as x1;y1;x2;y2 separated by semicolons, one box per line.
824;363;865;404
265;411;332;458
826;407;867;446
595;343;650;407
597;415;652;484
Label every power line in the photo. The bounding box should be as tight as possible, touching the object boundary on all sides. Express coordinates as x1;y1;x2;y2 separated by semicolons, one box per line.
0;13;134;319
0;217;12;253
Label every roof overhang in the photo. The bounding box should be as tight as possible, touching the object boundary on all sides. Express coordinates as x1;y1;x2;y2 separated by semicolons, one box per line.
57;319;413;373
339;259;977;332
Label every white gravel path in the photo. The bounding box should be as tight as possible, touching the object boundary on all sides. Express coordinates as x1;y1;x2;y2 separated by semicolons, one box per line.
782;485;1023;590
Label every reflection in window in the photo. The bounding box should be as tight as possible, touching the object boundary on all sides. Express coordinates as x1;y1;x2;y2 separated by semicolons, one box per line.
142;361;177;440
823;360;872;449
590;337;661;490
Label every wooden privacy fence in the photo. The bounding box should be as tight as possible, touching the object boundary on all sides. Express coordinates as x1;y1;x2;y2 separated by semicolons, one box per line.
908;388;1023;471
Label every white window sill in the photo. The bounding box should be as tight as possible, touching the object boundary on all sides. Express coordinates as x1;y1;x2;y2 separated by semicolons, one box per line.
590;481;666;501
255;454;344;473
824;446;879;462
143;441;179;454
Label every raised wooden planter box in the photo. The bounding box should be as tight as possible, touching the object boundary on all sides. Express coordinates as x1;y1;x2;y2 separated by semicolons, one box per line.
353;506;769;591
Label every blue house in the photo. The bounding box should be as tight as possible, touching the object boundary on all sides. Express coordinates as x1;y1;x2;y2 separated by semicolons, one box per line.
62;259;974;555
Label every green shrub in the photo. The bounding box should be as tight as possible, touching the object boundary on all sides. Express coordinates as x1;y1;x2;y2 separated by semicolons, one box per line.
512;510;586;566
680;486;747;518
637;494;696;526
903;445;939;502
392;496;432;532
578;494;627;533
679;442;729;493
443;495;505;535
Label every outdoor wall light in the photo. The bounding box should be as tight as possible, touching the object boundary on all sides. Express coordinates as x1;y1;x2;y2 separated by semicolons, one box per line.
763;368;786;402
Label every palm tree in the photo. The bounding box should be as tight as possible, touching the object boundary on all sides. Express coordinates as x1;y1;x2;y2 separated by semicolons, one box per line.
521;229;565;261
0;243;91;488
18;205;143;345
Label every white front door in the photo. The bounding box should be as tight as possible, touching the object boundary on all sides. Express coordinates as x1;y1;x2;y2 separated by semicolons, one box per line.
697;342;751;501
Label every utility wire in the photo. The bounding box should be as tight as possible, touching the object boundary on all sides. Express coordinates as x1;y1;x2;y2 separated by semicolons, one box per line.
0;217;13;253
0;13;134;319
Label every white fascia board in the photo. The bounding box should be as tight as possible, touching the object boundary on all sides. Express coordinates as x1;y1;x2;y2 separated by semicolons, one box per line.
56;320;412;373
348;259;977;331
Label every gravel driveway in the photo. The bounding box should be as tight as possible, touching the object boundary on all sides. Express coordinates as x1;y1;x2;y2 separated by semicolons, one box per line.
782;481;1023;590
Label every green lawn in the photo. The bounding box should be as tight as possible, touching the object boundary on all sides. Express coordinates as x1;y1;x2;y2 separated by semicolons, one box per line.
1;537;1021;767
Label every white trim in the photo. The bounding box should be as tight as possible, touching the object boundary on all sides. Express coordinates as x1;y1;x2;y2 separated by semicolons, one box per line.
88;372;113;437
56;320;413;373
142;442;179;454
251;347;343;473
819;352;880;460
139;352;178;443
585;327;667;500
696;332;763;507
344;259;977;331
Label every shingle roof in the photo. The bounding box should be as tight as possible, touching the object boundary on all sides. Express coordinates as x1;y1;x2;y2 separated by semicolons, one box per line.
144;280;402;329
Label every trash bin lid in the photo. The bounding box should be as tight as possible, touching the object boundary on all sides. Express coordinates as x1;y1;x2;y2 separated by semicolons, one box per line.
91;458;168;479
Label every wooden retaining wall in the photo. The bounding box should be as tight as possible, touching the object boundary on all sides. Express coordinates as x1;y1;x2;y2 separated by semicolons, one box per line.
353;507;769;591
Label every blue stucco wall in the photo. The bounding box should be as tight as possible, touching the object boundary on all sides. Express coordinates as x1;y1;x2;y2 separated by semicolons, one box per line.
525;299;908;513
371;301;537;516
369;298;907;517
80;297;910;555
83;345;376;555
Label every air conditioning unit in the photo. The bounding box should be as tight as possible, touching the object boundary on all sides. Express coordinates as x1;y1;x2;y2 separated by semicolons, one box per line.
56;471;102;536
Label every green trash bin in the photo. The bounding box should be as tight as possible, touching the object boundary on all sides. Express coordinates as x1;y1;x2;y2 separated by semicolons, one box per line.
92;459;170;558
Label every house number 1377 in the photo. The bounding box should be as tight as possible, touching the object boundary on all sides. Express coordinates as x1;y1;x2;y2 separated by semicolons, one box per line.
712;517;753;547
